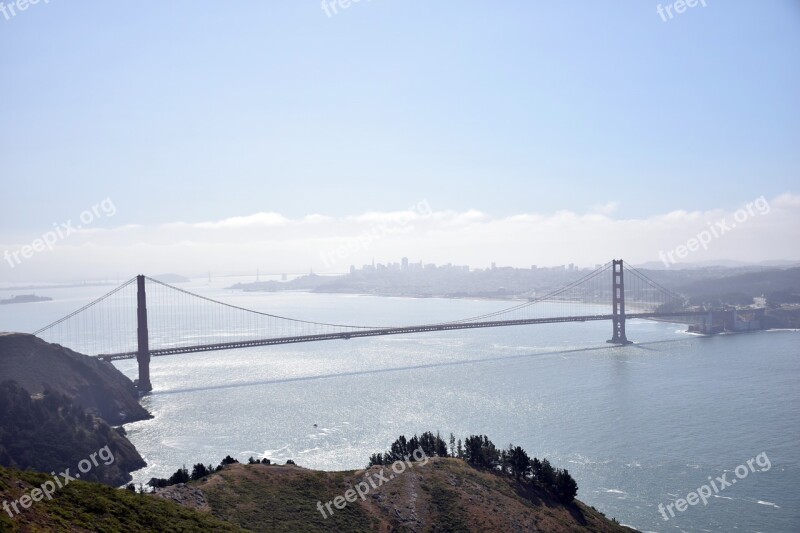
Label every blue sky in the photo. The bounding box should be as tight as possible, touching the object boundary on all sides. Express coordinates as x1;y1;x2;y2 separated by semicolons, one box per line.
1;1;799;279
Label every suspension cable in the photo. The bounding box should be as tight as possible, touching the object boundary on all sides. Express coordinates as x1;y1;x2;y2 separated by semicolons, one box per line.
443;261;613;324
32;277;138;335
144;276;380;329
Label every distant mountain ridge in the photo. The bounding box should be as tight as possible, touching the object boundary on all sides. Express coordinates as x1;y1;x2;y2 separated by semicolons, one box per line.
676;267;800;301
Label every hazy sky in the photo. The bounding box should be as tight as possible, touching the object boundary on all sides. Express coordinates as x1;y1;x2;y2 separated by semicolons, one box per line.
1;1;798;281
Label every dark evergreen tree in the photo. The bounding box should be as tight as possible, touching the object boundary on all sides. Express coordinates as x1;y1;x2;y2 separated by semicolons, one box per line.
408;435;421;458
167;465;190;485
418;432;435;457
388;435;409;462
219;455;238;468
368;453;385;467
191;463;210;480
435;431;448;457
538;458;556;487
147;477;169;488
508;446;531;480
530;457;542;481
463;435;499;468
555;469;579;504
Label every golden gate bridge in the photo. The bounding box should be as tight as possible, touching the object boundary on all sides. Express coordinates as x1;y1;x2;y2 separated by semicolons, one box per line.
33;260;709;392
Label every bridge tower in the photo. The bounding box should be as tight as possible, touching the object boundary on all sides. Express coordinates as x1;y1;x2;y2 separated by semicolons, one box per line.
136;275;153;392
607;259;632;345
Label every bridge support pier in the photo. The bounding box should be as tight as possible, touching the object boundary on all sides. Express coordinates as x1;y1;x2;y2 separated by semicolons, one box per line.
607;259;632;345
136;275;153;392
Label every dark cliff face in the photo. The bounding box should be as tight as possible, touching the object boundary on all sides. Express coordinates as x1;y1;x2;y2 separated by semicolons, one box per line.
0;334;153;486
0;333;151;425
0;381;146;486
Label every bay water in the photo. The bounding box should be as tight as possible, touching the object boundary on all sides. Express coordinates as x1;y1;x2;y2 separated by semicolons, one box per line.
2;278;798;532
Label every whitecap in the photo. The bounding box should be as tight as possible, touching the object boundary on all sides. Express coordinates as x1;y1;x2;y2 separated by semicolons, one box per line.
262;444;290;456
756;500;780;508
298;447;321;455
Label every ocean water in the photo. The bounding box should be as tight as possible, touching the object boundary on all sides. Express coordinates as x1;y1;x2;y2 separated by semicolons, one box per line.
1;279;798;532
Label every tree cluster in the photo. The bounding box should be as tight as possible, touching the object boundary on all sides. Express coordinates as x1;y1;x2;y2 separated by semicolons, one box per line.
141;430;578;505
368;431;578;504
147;454;269;489
367;431;448;466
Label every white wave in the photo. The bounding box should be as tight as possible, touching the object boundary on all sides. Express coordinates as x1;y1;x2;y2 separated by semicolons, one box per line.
262;444;290;456
298;447;321;455
756;500;780;508
570;454;613;466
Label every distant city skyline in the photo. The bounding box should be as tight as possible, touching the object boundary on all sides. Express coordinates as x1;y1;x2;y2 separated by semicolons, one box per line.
1;193;798;283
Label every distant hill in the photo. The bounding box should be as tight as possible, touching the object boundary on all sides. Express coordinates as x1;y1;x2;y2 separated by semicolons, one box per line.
635;260;800;270
675;267;800;304
0;295;52;305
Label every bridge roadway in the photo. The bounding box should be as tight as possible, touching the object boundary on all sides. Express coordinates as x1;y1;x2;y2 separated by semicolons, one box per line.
100;311;707;361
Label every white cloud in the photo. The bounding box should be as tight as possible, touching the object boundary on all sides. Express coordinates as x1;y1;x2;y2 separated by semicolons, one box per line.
774;193;800;208
591;201;618;215
1;194;798;282
193;212;290;229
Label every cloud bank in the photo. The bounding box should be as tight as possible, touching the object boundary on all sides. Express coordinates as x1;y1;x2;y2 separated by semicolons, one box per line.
2;194;799;283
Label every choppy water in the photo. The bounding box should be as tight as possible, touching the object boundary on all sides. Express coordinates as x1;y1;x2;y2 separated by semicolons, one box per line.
2;279;798;532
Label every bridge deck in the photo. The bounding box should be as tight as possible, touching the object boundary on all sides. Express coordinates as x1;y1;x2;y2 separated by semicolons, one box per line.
100;311;707;361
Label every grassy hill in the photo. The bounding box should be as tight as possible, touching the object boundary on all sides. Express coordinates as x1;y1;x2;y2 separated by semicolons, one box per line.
155;459;636;532
1;459;636;532
0;466;241;532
